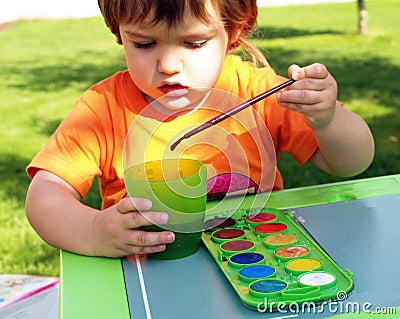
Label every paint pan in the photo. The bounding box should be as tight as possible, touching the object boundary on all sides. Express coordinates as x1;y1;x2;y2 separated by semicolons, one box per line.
239;265;276;283
298;271;337;289
245;212;276;227
228;252;265;268
264;234;298;249
274;246;309;260
249;279;288;298
285;258;322;275
220;239;255;256
204;217;235;229
254;223;287;237
211;228;245;243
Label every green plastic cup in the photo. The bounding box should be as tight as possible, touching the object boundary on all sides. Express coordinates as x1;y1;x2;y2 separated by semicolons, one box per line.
124;159;207;260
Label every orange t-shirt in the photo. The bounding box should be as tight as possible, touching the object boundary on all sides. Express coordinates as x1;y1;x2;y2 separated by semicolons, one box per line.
27;55;317;209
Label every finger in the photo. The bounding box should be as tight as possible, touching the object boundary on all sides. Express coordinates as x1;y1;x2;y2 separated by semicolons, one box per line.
114;242;171;256
282;78;327;93
128;211;169;229
128;229;175;248
277;88;323;106
127;244;168;255
277;102;312;113
288;64;302;79
117;197;152;214
289;63;329;81
299;63;329;80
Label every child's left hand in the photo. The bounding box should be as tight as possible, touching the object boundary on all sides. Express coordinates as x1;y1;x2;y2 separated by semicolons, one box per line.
276;63;338;130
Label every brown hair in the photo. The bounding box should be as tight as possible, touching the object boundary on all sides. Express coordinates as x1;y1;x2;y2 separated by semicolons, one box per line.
98;0;268;66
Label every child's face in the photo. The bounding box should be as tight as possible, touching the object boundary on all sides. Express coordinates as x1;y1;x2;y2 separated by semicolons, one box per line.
119;3;230;110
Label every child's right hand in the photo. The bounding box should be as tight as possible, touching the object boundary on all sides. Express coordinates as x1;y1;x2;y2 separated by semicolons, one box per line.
92;197;175;257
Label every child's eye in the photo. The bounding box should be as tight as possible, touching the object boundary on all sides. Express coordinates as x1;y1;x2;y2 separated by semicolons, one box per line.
133;41;156;49
184;40;207;50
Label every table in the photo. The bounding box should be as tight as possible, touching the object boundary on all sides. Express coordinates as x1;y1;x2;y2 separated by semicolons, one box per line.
60;174;400;318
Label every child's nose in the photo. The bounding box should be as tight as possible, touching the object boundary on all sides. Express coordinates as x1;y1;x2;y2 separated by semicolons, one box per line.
157;49;183;74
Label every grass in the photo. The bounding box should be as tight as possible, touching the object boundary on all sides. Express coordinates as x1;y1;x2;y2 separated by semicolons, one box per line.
0;0;399;276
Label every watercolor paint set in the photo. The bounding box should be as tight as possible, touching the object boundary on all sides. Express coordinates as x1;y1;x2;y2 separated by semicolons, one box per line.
202;207;354;311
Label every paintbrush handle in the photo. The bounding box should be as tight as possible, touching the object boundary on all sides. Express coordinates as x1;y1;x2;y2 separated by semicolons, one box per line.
187;79;295;137
170;79;295;150
222;79;295;119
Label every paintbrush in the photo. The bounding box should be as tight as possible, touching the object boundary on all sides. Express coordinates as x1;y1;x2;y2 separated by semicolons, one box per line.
170;79;295;151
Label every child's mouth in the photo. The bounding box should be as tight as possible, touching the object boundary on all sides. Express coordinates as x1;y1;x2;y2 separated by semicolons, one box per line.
158;84;188;95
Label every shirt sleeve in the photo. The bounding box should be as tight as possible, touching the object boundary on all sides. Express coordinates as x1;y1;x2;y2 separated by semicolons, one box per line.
26;97;104;198
277;108;318;164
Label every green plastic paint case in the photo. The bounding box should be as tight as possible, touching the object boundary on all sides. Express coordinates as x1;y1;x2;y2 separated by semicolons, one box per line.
202;207;354;311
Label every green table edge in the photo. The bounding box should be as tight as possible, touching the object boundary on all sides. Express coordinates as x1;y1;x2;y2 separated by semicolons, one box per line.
206;174;400;214
60;251;130;319
60;174;400;318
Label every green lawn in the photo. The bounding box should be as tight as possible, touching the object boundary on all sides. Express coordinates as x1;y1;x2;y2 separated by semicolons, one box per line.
0;0;399;276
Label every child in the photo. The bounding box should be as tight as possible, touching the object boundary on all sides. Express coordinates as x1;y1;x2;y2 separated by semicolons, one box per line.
25;0;374;258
